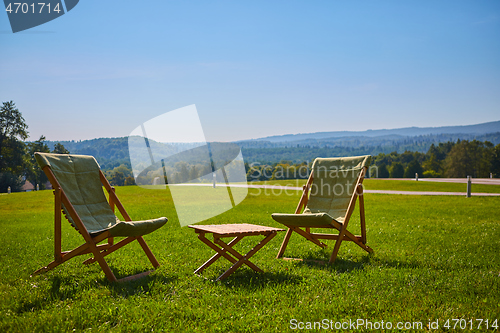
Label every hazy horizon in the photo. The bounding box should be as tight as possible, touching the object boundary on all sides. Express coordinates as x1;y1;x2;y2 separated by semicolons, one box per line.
35;119;499;144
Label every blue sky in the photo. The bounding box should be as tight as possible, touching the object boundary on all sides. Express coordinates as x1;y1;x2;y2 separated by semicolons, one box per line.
1;1;499;142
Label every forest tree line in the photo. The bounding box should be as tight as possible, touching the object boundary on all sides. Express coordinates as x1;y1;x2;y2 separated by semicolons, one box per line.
244;140;500;181
90;138;500;185
1;101;499;192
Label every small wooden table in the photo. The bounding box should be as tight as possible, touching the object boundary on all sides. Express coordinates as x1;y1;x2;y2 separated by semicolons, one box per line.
189;223;284;281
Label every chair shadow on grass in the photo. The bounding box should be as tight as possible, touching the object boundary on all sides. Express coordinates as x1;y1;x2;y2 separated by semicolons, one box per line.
17;268;175;314
48;267;177;298
288;255;370;274
16;274;99;314
286;248;423;273
108;271;178;297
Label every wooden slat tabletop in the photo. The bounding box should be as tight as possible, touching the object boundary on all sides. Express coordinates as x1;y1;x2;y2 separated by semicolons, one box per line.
188;223;284;236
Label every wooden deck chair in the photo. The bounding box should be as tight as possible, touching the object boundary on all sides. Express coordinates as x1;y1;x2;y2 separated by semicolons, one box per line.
272;156;373;264
32;152;168;282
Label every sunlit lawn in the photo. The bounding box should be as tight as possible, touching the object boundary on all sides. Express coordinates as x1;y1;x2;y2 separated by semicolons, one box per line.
0;181;499;332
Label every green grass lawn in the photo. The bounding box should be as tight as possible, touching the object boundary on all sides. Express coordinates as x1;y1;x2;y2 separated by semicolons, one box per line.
1;185;499;332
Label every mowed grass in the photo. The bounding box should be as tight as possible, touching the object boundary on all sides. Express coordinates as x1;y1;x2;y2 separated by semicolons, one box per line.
0;183;499;332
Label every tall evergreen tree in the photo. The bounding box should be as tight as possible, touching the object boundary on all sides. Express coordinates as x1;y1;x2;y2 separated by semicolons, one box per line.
0;101;28;192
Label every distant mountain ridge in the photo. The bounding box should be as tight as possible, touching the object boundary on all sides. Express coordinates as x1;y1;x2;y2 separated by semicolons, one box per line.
45;120;500;167
247;120;500;143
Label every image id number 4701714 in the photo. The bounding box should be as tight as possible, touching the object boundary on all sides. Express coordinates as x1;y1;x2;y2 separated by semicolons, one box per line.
5;2;62;14
443;318;498;330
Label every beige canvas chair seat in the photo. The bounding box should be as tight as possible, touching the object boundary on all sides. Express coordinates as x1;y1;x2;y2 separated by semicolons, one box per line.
273;156;373;264
272;212;343;227
32;152;168;282
89;217;168;237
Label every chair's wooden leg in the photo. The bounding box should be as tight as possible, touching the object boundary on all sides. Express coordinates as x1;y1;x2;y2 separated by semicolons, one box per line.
329;228;345;264
136;236;160;268
342;229;373;253
108;187;115;246
82;237;136;265
84;236;163;282
54;187;62;263
117;270;153;283
32;259;66;276
33;239;117;282
276;228;294;258
92;254;117;282
359;185;367;244
194;236;242;274
329;228;373;264
85;240;117;282
32;242;92;276
293;227;327;248
217;232;277;281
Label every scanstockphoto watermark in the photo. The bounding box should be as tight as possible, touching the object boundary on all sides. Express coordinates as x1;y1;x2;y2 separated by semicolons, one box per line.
247;162;381;181
290;318;499;331
247;162;380;197
289;318;424;331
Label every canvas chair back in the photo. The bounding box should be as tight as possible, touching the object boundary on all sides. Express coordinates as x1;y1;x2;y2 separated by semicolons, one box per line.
35;153;118;234
304;156;371;222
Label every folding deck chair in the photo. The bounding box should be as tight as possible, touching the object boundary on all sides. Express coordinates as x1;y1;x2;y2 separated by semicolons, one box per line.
32;152;168;282
272;156;373;264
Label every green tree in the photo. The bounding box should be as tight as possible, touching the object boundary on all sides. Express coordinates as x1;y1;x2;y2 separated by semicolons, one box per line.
260;165;273;181
0;101;28;192
377;163;389;178
389;162;405;178
404;160;423;178
422;153;443;178
444;141;470;177
491;144;500;178
271;163;290;180
188;165;198;182
431;141;455;161
110;171;125;186
124;176;136;186
246;163;262;181
0;172;23;193
400;151;415;164
175;162;189;183
111;164;132;178
373;152;394;167
444;140;492;178
26;135;50;189
52;142;70;154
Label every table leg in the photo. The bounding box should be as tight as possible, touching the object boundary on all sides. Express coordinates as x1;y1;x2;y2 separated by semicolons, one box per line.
216;231;278;281
214;238;262;272
194;234;243;274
